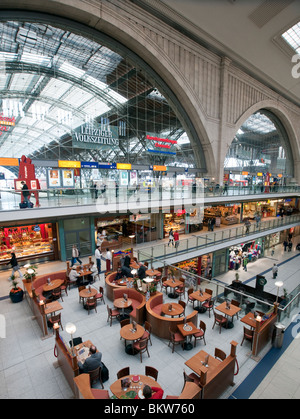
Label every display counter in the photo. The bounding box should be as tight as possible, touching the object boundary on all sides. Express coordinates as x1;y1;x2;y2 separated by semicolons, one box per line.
0;223;56;268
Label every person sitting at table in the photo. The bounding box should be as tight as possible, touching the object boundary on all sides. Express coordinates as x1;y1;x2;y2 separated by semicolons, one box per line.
77;345;103;373
89;261;98;283
134;385;164;399
124;254;131;268
115;267;123;281
138;262;147;279
69;266;81;286
121;265;133;278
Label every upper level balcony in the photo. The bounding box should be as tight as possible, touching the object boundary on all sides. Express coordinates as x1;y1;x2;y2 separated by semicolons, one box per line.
1;183;299;223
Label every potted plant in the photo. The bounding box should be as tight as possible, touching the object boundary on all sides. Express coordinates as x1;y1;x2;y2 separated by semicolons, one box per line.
9;276;24;303
23;264;37;282
149;282;157;296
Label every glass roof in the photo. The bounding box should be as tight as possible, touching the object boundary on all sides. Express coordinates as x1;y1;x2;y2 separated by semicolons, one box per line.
0;20;195;168
282;21;300;54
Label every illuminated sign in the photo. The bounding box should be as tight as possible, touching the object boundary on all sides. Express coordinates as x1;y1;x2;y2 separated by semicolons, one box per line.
257;172;263;176
117;163;131;170
73;123;119;149
242;171;248;176
146;134;177;155
58;160;81;168
0;157;19;166
0;114;15;126
150;165;167;171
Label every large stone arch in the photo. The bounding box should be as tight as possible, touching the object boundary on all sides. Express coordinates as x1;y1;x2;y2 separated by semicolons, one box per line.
221;99;300;183
0;1;216;174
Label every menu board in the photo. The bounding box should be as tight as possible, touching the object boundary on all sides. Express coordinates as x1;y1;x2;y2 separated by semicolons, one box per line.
62;169;74;188
47;169;61;188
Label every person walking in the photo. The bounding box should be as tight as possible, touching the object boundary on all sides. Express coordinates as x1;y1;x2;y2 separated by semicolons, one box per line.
168;229;174;246
271;246;275;257
7;252;23;280
283;240;288;252
105;248;112;272
288;240;293;252
95;246;102;274
272;263;278;279
174;230;179;249
243;256;248;272
210;217;216;232
21;180;30;207
71;244;82;267
244;219;251;234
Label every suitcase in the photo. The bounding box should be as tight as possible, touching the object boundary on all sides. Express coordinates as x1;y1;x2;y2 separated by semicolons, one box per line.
19;202;27;209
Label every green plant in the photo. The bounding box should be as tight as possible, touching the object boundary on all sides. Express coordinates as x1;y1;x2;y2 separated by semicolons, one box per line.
23;264;38;281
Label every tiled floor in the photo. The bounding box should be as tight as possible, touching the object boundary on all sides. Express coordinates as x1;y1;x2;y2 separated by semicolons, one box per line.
0;239;299;399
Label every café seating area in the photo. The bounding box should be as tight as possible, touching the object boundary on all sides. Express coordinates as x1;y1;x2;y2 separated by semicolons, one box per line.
19;254;280;399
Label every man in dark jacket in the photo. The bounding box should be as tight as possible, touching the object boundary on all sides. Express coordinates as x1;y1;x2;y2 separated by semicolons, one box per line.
21;181;30;207
77;345;103;373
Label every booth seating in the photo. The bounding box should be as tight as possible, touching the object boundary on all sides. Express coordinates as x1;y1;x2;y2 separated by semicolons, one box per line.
105;271;124;301
113;288;146;325
146;293;198;340
166;382;202;399
74;374;109;399
30;270;68;300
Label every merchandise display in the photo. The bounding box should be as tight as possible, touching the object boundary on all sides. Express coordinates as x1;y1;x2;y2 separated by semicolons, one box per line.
0;224;54;262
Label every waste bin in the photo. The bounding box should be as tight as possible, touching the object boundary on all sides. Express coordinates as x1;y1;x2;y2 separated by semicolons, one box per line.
272;323;285;348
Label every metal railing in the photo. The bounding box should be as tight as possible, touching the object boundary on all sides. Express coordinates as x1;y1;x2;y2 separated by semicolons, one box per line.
136;214;300;263
0;183;299;212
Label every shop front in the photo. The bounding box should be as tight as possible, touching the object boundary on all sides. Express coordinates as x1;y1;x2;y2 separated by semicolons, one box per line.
163;209;187;238
228;238;264;271
0;222;58;269
203;204;241;228
175;253;213;281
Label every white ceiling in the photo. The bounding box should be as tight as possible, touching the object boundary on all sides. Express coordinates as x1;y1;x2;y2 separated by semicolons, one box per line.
141;0;300;106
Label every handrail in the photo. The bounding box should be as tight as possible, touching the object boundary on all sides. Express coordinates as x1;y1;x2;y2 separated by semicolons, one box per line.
0;183;299;212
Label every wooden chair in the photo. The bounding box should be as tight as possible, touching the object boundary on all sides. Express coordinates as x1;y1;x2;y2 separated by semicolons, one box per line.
107;305;120;326
168;327;185;353
187;288;196;308
175;278;185;298
182;369;200;391
60;279;69;296
214;347;226;361
205;288;213;296
133;337;150;363
145;366;158;381
241;326;254;350
85;297;97;314
89;366;103;389
95;286;105;304
212;310;228;334
231;299;240;320
142;321;152;346
117;367;130;379
52;287;63;302
48;313;63;334
78;286;86;303
161;277;168;294
193;320;206;347
202;297;214;318
120;318;130;343
178;300;186;316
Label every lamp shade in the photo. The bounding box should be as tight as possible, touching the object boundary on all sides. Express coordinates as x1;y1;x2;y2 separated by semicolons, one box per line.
27;268;34;274
275;281;284;288
65;322;76;335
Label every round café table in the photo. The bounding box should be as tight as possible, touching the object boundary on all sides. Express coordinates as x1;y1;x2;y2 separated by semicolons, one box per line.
43;279;64;293
161;302;184;317
120;323;145;355
110;374;162;399
114;297;132;321
79;287;97;305
117;278;134;287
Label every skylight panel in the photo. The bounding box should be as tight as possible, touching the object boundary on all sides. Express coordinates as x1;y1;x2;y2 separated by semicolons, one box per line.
21;52;51;67
59;62;85;79
282;22;300;54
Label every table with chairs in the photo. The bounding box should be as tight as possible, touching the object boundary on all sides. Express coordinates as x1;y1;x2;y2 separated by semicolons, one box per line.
215;300;241;327
161;302;184;317
163;278;182;298
177;321;199;350
114;296;133;321
120;322;145;355
110;372;162;399
189;289;213;313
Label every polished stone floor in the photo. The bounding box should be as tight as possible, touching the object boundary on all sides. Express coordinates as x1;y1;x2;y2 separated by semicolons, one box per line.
0;239;299;399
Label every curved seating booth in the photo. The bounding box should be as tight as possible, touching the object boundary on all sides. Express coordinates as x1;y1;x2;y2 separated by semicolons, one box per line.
113;287;146;325
105;271;124;301
22;270;67;338
146;293;198;340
